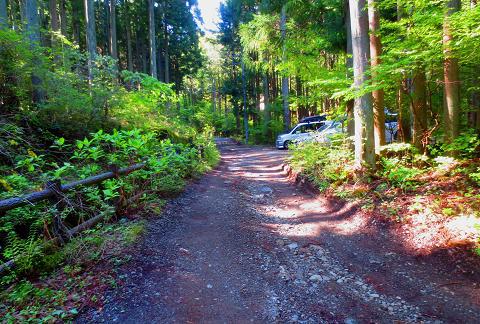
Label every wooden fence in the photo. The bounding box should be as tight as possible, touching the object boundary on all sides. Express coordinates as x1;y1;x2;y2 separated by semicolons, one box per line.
0;162;147;275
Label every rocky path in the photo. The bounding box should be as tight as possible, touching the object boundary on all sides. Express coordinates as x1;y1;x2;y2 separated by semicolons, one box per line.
79;140;480;323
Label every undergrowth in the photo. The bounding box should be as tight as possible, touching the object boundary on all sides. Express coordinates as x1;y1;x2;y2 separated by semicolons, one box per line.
289;134;480;253
0;127;219;321
0;220;147;321
0;127;218;276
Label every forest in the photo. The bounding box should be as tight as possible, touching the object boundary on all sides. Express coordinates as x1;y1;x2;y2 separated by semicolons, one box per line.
213;0;480;255
214;0;480;158
0;0;480;321
212;0;480;259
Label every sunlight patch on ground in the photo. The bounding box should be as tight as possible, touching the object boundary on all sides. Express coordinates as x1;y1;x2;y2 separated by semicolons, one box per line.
444;214;480;244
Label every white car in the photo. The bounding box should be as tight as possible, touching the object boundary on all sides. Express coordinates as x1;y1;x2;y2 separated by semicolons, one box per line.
275;121;329;149
276;118;398;149
312;121;345;144
313;120;398;145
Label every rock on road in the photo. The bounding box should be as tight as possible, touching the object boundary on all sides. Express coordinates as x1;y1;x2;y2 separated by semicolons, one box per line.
79;139;480;323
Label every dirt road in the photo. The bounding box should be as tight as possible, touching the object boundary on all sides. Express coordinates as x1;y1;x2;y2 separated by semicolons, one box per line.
79;140;480;323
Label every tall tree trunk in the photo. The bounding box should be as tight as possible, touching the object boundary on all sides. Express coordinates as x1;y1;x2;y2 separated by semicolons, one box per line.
49;0;59;33
25;0;44;104
19;0;26;28
473;73;480;131
242;58;249;143
103;0;110;55
263;68;270;139
349;0;375;170
125;1;133;71
141;40;147;73
397;80;412;142
157;46;164;81
163;2;169;83
224;95;227;118
49;0;61;64
368;0;386;151
109;0;117;60
38;0;46;46
72;0;81;46
212;78;216;112
174;61;180;110
156;4;163;80
296;76;307;120
255;73;261;124
281;6;290;132
470;0;479;131
59;0;66;36
218;93;222;112
475;89;480;131
148;0;157;78
84;0;97;84
345;0;355;139
0;0;8;29
218;77;222;111
272;68;277;102
396;2;412;143
10;0;20;31
134;28;140;71
412;69;428;153
443;0;461;144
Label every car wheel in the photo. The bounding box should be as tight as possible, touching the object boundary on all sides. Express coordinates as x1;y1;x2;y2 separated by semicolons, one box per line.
284;141;291;149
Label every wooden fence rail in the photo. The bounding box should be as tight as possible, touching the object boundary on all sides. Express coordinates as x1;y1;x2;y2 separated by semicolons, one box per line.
0;162;145;213
0;161;147;275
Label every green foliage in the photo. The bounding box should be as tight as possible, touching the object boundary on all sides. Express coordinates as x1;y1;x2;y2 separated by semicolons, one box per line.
0;30;35;112
379;143;425;190
60;220;146;266
290;139;434;193
0;1;210;319
470;167;480;186
439;132;480;159
1;220;146;322
1;279;80;322
380;157;424;190
0;28;189;142
0;128;218;277
289;137;354;191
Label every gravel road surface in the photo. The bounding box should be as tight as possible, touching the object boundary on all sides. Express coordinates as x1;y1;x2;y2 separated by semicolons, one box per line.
78;140;480;323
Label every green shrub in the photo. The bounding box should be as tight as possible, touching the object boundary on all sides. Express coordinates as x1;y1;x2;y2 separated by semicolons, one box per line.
430;131;480;159
290;137;354;191
0;128;219;277
468;167;480;186
379;143;425;190
380;157;424;190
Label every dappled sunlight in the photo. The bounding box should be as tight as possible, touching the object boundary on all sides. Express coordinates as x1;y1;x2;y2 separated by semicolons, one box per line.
219;146;290;183
445;214;480;243
404;209;480;253
220;144;479;265
254;194;370;242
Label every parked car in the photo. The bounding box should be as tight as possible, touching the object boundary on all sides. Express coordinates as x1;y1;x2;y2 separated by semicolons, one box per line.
299;115;327;123
385;110;398;143
312;120;345;144
275;121;327;149
276;113;399;149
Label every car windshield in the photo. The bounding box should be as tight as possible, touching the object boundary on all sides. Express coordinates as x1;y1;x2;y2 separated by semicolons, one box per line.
317;122;332;132
316;121;344;134
292;122;324;134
